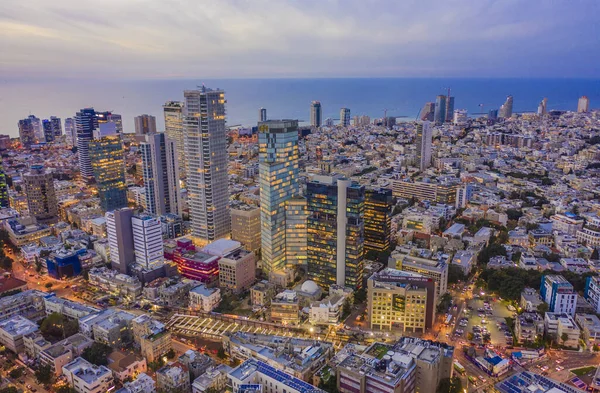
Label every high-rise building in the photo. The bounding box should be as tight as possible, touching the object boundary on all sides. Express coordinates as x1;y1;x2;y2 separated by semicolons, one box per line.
184;87;230;245
258;120;300;274
0;167;9;208
488;109;498;121
163;101;185;178
307;175;365;290
433;95;446;125
420;102;435;121
23;165;58;224
106;208;135;274
537;98;548;116
18;117;36;148
26;115;43;141
453;109;468;125
364;188;393;254
140;133;182;216
42;119;54;143
310;101;322;128
231;206;262;254
444;96;455;123
89;133;127;212
285;196;307;267
134;114;157;136
578;96;590;113
64;118;76;146
540;275;577;316
259;108;267;122
132;215;165;271
415;121;432;171
50;116;62;137
339;108;350;127
499;95;514;118
76;108;99;182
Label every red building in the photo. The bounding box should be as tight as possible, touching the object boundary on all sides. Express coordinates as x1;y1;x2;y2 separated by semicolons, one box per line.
164;238;219;283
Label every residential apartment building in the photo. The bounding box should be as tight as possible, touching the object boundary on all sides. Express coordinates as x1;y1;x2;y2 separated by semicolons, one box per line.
540;275;577;316
23;165;58;224
391;179;460;205
163;101;185;179
514;313;544;344
0;315;39;353
544;313;580;348
229;359;325;393
270;290;300;325
189;284;221;312
550;213;584;236
156;362;191;393
218;247;256;293
63;357;114;393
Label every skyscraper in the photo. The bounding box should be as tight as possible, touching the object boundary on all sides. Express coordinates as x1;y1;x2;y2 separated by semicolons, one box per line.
140;132;182;216
134;114;157;135
18;117;36;148
106;208;135;274
64;118;76;146
433;95;446;125
285;196;307;268
0;166;9;208
259;108;267;122
538;98;548;116
50;116;62;137
23;165;58;224
163;101;185;178
445;96;455;123
420;102;435;121
184;87;230;244
75;108;99;182
310;101;322;128
109;113;123;133
415;121;432;171
340;108;351;127
27;115;43;141
258;120;300;274
131;215;165;271
499;95;514;118
364;188;393;254
306;175;365;290
42;119;54;143
89;133;127;211
578;96;590;113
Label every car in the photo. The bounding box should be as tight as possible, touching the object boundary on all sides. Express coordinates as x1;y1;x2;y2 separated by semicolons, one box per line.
556;366;564;371
479;376;487;382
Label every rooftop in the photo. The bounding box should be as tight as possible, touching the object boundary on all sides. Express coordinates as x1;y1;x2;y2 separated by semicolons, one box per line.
0;315;38;336
63;357;112;384
230;358;323;393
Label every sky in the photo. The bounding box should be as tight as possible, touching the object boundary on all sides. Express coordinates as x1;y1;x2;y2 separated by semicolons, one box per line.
1;0;599;79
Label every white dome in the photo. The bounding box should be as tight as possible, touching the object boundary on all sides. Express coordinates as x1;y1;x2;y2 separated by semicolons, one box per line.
301;280;319;294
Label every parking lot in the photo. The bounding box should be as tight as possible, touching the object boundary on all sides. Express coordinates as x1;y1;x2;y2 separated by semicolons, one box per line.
454;296;514;348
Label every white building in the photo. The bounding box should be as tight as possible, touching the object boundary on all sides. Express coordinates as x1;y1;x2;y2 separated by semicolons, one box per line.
540;275;577;316
131;215;164;271
88;267;143;299
550;213;584;236
578;96;590;113
453;109;467;125
228;359;324;393
43;296;99;320
544;313;580;348
189;285;221;312
584;275;600;314
451;250;476;275
62;357;114;393
0;315;39;353
577;215;600;247
184;87;231;244
116;373;156;393
309;294;346;325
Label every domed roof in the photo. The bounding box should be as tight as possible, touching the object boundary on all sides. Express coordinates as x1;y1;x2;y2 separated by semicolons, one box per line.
301;280;319;294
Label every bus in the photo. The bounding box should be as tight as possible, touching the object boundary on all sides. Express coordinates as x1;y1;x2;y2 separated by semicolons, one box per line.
453;360;466;375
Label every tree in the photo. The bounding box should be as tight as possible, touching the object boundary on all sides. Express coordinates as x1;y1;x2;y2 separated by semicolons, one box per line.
165;348;176;360
342;299;352;320
45;282;53;289
82;342;112;366
217;347;226;359
55;385;77;393
592;248;599;260
561;332;569;347
436;293;452;314
593;344;600;352
506;209;523;221
447;264;466;284
536;303;549;314
437;377;463;393
35;364;53;385
0;387;18;393
9;367;23;379
40;313;79;341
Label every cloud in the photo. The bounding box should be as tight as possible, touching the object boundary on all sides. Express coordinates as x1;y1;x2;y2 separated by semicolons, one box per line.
0;0;598;78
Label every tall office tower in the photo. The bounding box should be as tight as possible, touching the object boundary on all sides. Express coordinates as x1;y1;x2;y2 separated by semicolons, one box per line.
184;87;231;245
134;114;157;135
433;95;446;125
420;102;435;121
42;119;54;143
445;96;455;122
18;117;36;148
0;167;8;208
415;121;432;171
306;175;365;290
537;98;548;116
64;118;76;146
23;165;58;224
340;108;351;127
285;196;307;267
578;96;590;113
488;109;498;121
131;215;165;271
140;132;182;216
258;120;300;274
89;133;127;211
310;101;322;127
499;95;514;118
106;208;135;274
75;108;99;182
231;206;262;254
26;115;43;141
108;113;123;133
163;101;186;178
364;188;393;254
259;108;267;122
50;116;62;137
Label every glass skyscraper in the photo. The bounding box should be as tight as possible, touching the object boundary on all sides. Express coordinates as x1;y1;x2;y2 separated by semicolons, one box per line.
306;175;365;290
285;196;307;268
364;188;393;254
258;119;300;274
434;95;446;125
163;101;185;179
89;134;127;211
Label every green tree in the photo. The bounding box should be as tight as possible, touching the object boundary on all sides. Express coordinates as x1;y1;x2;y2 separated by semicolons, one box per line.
45;282;53;289
55;385;77;393
437;377;463;393
436;293;452;314
81;342;112;366
561;332;569;347
40;313;79;341
0;387;18;393
165;349;176;360
537;303;549;314
447;264;466;284
217;347;226;359
35;364;53;385
9;367;23;379
592;248;599;260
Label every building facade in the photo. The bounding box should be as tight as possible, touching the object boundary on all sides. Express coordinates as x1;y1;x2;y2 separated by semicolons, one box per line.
106;208;135;274
89;134;127;212
163;101;186;178
540;275;577;316
230;206;261;254
364;188;392;254
340;108;350;127
310;101;322;127
285;196;307;267
23;165;58;224
131;215;164;271
134;114;157;136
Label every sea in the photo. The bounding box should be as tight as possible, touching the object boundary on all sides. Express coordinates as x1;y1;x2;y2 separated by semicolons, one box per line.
1;77;599;137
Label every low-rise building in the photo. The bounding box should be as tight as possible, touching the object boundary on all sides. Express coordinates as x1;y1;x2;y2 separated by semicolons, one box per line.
156;362;191;393
550;213;584;236
577;215;600;247
309;294;347;325
115;373;155;393
270;290;300;325
540;275;577;316
575;313;600;346
218;247;256;293
544;312;580;348
107;350;147;382
0;290;47;323
140;329;171;363
39;334;93;376
44;295;99;320
514;313;544;344
520;288;543;312
79;309;135;347
88;267;143;299
250;280;276;307
178;349;214;380
229;359;325;393
519;253;537;270
189;284;221;312
23;331;51;361
451;250;476;275
0;315;39;353
389;249;448;301
62;357;114;393
5;217;52;247
191;364;231;393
